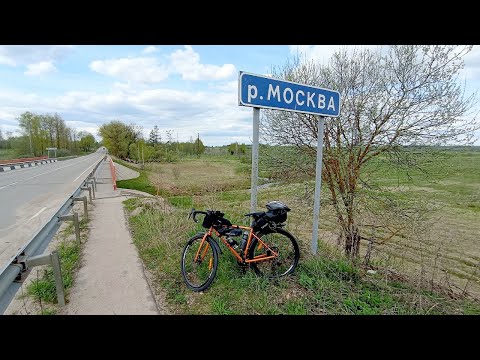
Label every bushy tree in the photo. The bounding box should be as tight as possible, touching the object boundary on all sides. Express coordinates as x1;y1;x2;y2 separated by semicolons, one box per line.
98;120;140;159
262;45;478;259
78;132;96;152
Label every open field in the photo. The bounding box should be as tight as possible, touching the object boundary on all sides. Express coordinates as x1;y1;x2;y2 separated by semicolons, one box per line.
361;149;480;295
144;157;251;196
116;148;480;313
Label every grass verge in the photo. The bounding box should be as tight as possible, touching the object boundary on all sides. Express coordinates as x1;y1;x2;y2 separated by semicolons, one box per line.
25;216;89;314
114;159;158;196
124;197;480;314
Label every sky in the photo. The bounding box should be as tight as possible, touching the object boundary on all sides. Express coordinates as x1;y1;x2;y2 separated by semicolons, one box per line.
0;45;479;146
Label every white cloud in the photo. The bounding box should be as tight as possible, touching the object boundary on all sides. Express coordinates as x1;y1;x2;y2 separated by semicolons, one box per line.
24;61;57;76
0;79;254;146
289;45;341;64
0;45;73;67
289;45;382;65
90;57;169;83
170;45;236;81
291;45;480;82
90;45;236;84
142;46;159;54
0;54;16;66
460;45;480;81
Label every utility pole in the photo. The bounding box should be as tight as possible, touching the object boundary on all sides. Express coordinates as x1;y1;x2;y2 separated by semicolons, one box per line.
197;132;200;158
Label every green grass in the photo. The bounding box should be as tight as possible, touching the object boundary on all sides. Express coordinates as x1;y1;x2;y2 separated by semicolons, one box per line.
114;159;158;196
25;207;89;312
0;148;16;160
168;196;194;209
118;148;480;313
27;240;81;304
123;196;480;315
363;148;480;212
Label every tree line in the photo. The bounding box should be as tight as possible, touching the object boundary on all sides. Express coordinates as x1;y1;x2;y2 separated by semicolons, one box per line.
0;111;97;157
99;121;250;163
99;121;206;163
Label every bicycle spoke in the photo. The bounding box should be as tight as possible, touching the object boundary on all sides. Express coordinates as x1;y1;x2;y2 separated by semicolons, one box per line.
181;235;218;291
249;229;299;278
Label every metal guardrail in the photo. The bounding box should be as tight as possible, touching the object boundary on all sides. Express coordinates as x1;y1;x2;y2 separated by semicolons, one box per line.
0;155;106;314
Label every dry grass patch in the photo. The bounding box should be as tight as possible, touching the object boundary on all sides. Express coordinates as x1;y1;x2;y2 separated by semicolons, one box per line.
145;159;250;196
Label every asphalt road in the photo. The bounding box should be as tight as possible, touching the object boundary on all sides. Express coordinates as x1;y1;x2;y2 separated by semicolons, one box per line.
0;149;106;273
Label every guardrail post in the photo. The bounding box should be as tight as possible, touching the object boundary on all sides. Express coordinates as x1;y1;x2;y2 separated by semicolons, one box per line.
50;251;65;306
85;180;95;199
90;177;97;192
73;212;80;245
73;196;88;220
59;212;80;245
80;186;93;203
26;252;65;307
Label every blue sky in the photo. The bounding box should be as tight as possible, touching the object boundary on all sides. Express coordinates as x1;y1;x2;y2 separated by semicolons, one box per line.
0;45;479;146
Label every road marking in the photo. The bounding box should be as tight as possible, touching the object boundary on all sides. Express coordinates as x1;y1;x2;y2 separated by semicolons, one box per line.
0;154;101;192
0;181;18;190
73;162;97;182
28;207;47;221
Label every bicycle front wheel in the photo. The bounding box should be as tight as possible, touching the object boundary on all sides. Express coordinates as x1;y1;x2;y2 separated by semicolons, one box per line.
181;234;218;292
248;228;300;278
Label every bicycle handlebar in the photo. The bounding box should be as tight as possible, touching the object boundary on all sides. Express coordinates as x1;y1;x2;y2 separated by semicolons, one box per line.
188;208;207;223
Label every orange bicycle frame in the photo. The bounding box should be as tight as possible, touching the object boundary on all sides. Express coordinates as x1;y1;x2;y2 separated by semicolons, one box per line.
193;233;210;262
208;225;279;263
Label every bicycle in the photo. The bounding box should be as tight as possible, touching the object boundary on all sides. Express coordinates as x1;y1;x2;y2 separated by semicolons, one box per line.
181;201;300;292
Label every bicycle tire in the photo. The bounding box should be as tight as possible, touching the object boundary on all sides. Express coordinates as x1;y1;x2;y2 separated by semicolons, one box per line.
248;228;300;278
181;233;219;292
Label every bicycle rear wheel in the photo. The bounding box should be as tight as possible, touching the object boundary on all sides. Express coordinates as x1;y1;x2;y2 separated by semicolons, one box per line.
181;234;218;292
248;228;300;278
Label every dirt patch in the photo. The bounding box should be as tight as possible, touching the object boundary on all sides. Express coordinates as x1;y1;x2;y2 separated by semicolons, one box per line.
131;196;174;214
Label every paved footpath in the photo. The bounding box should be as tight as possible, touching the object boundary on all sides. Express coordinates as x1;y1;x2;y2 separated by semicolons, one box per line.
60;157;159;315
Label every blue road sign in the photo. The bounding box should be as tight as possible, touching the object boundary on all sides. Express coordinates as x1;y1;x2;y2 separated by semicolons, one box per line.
238;71;340;117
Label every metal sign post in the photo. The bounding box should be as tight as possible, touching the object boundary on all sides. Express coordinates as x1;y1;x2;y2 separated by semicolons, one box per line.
238;71;340;254
250;107;260;213
311;116;325;255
